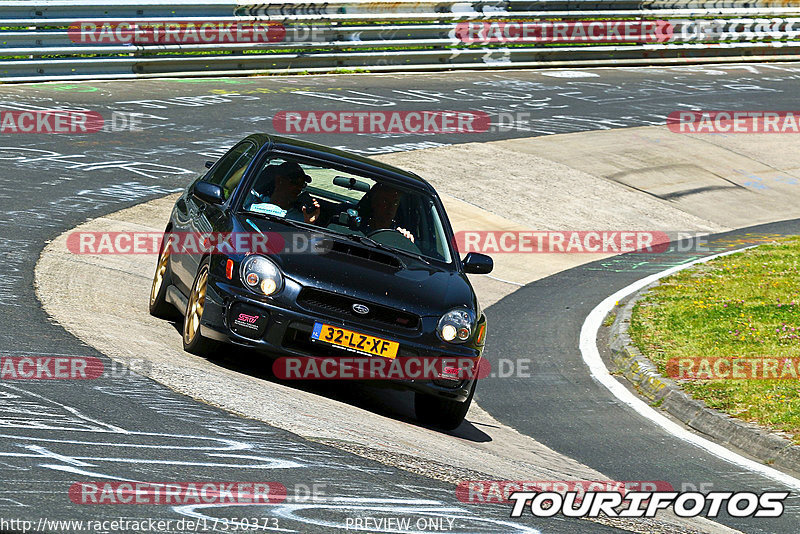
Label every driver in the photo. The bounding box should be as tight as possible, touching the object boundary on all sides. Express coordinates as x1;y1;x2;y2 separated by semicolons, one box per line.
249;161;321;224
359;183;414;243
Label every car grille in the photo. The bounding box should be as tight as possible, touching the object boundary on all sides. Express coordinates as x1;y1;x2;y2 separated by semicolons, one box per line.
296;288;420;330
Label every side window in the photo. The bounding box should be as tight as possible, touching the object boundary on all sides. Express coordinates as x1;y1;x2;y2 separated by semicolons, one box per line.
204;142;258;199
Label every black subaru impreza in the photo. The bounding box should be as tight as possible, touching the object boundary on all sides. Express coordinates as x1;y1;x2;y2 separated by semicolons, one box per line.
149;134;493;429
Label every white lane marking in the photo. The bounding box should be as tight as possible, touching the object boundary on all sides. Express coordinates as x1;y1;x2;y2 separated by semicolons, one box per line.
538;71;600;78
0;432;249;451
486;274;525;286
72;457;302;469
579;245;800;491
39;464;139;481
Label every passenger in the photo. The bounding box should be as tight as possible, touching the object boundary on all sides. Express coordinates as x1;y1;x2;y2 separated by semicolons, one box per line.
250;161;320;224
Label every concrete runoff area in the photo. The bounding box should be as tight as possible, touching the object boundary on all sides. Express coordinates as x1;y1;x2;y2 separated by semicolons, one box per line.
36;124;800;533
489;126;800;228
377;133;726;234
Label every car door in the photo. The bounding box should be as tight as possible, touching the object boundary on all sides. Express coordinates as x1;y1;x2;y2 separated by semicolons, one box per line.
172;141;259;293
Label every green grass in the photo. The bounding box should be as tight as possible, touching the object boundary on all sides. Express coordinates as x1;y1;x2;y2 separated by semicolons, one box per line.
629;236;800;443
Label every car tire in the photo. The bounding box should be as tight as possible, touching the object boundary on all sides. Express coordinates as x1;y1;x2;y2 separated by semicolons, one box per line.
149;234;179;320
182;258;218;357
414;381;476;430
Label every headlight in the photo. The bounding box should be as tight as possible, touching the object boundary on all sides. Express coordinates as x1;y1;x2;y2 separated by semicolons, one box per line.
240;255;283;296
437;308;475;343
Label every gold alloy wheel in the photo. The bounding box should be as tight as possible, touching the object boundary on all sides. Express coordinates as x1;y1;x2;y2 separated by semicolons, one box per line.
183;266;208;345
150;244;170;306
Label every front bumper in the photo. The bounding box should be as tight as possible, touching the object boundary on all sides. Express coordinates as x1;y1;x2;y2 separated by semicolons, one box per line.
200;277;481;402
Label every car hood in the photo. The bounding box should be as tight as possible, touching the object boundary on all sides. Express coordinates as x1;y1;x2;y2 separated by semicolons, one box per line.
239;215;475;316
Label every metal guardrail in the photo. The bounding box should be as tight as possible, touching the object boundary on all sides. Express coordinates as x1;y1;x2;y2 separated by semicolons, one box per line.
1;1;799;82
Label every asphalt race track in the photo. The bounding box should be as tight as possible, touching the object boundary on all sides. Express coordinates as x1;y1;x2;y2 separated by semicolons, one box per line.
2;64;800;533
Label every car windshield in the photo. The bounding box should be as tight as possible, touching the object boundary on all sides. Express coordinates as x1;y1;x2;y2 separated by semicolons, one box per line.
240;156;453;263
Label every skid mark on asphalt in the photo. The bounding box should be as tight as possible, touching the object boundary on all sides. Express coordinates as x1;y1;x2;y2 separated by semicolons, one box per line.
0;383;126;432
0;146;194;180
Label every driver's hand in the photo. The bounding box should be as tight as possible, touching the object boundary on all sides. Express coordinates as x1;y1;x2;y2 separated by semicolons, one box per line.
303;199;321;225
397;227;415;243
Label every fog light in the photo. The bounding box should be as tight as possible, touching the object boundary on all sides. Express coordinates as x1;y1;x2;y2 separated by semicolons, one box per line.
261;279;277;295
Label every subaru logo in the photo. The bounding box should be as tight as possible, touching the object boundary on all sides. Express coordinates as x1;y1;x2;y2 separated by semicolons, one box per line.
352;303;370;315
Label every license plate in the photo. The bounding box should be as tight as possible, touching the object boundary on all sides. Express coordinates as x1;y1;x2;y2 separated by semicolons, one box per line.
311;323;398;359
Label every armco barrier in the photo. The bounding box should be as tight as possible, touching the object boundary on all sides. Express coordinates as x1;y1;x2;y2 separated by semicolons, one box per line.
1;0;799;82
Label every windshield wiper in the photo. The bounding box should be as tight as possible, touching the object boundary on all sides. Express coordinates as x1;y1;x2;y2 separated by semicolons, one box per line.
244;210;305;229
245;212;432;265
393;248;431;266
345;234;431;266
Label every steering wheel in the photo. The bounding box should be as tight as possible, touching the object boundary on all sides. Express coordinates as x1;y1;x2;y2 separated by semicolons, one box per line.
367;229;422;253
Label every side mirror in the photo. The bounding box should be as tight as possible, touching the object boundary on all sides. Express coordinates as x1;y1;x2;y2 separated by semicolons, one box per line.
193;181;225;205
462;252;493;274
205;160;214;169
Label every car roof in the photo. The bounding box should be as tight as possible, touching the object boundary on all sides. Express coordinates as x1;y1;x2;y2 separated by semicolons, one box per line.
242;134;436;193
